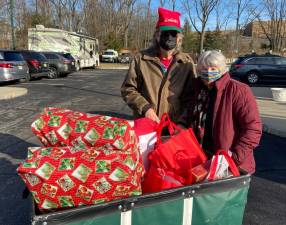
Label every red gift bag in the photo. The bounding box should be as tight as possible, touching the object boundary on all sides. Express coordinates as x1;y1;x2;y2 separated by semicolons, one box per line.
17;145;144;211
142;114;207;193
31;107;134;151
142;165;184;193
133;117;158;137
149;113;207;179
207;150;240;181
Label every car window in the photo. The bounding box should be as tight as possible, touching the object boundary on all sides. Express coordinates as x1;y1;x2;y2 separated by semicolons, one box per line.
245;57;274;65
44;53;59;59
3;52;24;61
233;57;246;64
21;52;41;60
62;53;74;60
244;58;256;64
0;52;4;60
103;51;114;55
28;52;47;61
274;57;286;65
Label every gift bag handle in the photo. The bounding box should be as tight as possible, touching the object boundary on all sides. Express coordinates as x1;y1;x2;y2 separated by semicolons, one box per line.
156;113;182;145
208;150;240;181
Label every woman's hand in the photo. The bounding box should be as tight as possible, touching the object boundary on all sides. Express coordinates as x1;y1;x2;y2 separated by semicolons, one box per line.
145;108;160;123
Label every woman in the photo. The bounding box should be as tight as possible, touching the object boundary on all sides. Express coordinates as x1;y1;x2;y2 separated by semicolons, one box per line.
179;50;262;174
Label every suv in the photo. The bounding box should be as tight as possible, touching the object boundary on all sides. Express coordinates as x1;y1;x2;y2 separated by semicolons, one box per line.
230;54;286;84
118;53;132;64
57;53;77;72
101;49;119;63
19;50;49;80
0;50;29;82
41;52;74;78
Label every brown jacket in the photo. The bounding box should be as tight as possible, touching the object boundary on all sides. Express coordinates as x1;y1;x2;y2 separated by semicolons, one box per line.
121;47;196;122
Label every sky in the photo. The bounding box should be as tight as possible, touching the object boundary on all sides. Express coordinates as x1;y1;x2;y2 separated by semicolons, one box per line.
149;0;262;31
149;0;229;31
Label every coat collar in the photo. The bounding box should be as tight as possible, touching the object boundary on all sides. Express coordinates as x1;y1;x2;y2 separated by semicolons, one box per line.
142;47;192;64
214;72;231;91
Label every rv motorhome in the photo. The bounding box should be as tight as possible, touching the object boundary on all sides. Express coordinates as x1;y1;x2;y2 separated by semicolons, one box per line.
28;25;100;70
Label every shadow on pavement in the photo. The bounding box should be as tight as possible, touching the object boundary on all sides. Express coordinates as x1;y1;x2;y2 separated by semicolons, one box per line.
52;84;122;97
0;80;18;87
253;133;286;184
87;111;134;120
243;133;286;225
0;133;38;225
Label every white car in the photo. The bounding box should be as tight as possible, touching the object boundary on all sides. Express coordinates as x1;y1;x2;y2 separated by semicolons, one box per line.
101;49;119;63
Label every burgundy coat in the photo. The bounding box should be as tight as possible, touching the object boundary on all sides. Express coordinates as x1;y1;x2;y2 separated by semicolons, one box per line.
180;73;262;174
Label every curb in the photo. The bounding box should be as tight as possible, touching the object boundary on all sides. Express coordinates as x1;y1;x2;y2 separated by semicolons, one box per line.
0;87;28;100
262;124;286;138
98;67;129;70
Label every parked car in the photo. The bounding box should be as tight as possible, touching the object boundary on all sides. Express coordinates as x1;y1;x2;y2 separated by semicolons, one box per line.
229;54;286;84
41;52;74;78
118;53;132;64
57;53;77;72
19;50;49;80
0;49;29;82
101;49;119;63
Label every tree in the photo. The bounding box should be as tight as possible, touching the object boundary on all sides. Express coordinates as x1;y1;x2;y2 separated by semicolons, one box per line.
183;0;220;53
122;0;137;49
252;0;286;52
182;19;199;53
170;0;177;10
214;0;233;31
233;0;253;54
204;30;224;50
105;32;123;50
160;0;167;7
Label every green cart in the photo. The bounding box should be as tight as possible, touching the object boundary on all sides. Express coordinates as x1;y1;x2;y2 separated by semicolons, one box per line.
31;172;250;225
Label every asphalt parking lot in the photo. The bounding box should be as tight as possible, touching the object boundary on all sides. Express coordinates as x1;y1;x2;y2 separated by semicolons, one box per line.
0;69;285;225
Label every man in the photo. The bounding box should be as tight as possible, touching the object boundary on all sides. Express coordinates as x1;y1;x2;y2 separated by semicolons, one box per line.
121;7;195;123
179;50;262;174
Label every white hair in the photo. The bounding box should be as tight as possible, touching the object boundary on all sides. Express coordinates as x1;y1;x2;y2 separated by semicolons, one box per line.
197;50;228;74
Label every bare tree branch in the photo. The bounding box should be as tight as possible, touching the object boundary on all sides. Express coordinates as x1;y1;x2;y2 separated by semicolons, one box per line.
182;0;219;53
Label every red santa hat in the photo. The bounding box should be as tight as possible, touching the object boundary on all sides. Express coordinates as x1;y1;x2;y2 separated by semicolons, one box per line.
156;7;182;33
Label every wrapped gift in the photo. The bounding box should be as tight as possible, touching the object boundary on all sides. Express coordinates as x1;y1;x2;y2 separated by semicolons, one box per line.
31;107;134;151
191;164;208;183
17;143;144;211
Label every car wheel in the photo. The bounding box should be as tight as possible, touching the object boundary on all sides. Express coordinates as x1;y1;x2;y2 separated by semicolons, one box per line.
246;71;260;84
48;67;58;79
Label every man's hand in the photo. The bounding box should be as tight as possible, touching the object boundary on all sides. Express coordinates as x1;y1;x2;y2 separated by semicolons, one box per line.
145;108;160;123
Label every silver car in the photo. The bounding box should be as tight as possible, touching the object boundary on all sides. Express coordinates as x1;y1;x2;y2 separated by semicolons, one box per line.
0;50;29;82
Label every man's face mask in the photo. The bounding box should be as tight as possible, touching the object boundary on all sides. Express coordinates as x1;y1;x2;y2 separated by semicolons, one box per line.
159;30;178;51
200;67;224;84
